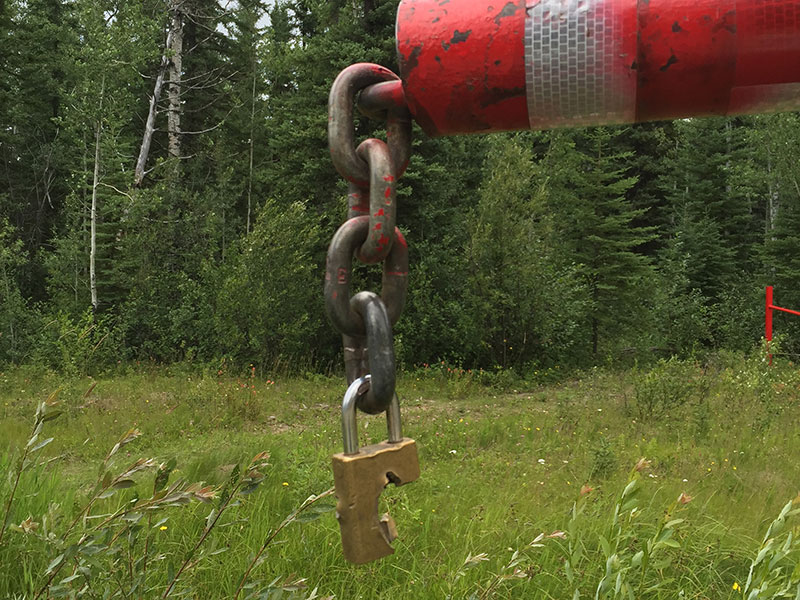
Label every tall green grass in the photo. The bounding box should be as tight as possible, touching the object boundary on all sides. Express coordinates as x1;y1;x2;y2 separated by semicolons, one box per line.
2;351;800;598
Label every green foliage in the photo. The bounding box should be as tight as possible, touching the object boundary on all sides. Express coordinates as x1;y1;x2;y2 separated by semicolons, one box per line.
30;309;123;375
468;134;588;367
4;355;800;597
0;220;38;364
215;200;325;368
3;0;799;373
590;437;617;480
0;397;333;599
743;499;800;598
630;357;709;421
534;128;656;356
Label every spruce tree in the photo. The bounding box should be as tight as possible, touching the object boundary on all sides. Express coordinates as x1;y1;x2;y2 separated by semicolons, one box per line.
538;127;656;355
659;118;757;300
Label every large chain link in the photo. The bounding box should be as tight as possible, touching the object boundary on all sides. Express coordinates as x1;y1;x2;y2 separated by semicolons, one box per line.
325;63;412;415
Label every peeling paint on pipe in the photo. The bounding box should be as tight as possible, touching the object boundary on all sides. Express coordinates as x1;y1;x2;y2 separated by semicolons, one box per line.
396;0;800;136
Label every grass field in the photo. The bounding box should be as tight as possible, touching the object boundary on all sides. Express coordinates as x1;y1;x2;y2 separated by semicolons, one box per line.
3;352;800;599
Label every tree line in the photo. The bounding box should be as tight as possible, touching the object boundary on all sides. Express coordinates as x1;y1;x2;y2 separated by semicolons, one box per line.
2;0;800;374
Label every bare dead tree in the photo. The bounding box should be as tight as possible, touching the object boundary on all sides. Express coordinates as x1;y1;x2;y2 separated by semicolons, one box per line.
134;1;182;187
134;21;175;186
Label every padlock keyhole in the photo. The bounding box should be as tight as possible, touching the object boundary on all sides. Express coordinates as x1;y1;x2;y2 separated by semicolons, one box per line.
386;471;401;486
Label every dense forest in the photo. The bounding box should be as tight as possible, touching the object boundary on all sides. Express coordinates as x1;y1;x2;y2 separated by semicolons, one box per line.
2;0;800;375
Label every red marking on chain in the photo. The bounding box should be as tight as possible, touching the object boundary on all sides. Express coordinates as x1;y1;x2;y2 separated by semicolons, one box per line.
344;174;369;187
370;64;391;76
374;208;385;217
332;291;338;299
385;271;409;276
374;222;383;230
383;175;395;182
394;229;408;248
384;187;392;199
378;233;390;247
337;267;348;284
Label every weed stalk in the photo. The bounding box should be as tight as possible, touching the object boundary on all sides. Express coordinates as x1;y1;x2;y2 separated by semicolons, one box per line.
0;392;61;548
233;487;335;600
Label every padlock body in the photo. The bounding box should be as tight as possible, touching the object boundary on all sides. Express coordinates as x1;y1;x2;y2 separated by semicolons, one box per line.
332;437;420;564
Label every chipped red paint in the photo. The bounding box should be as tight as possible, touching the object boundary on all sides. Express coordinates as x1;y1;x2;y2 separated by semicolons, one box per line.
396;0;800;135
397;0;529;135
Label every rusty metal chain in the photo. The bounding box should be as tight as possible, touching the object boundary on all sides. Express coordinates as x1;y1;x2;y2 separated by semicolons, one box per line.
324;63;412;415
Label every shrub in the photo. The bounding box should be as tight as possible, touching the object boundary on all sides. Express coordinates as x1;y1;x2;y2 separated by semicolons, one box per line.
630;357;706;420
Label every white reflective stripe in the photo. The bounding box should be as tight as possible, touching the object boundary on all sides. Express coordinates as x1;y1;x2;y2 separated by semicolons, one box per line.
525;0;636;128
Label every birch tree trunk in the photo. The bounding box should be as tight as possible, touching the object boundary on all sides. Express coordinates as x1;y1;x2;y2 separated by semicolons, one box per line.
167;2;183;162
90;120;100;314
90;75;105;316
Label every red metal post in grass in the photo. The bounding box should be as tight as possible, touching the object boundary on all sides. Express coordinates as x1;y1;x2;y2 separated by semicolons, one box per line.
765;286;800;365
767;285;774;365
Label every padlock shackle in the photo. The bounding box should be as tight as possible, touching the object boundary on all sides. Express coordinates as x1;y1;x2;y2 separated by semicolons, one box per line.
342;375;403;454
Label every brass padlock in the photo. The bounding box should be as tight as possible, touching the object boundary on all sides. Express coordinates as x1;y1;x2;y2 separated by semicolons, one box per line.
332;375;420;564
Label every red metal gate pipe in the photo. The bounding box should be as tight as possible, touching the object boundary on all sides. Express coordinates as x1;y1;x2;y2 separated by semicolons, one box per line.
396;0;800;136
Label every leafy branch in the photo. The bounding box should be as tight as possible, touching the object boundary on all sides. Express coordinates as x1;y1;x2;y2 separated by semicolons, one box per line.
0;390;62;548
161;451;271;598
234;487;335;600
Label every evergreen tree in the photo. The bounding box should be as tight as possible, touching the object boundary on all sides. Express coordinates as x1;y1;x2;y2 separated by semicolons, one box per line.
466;134;586;367
0;0;77;301
658;118;758;300
538;127;656;355
215;199;324;366
44;0;161;316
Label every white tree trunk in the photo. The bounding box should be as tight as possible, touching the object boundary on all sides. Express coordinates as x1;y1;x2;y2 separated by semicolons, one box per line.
90;76;105;315
133;17;176;186
167;3;183;161
90;121;100;314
